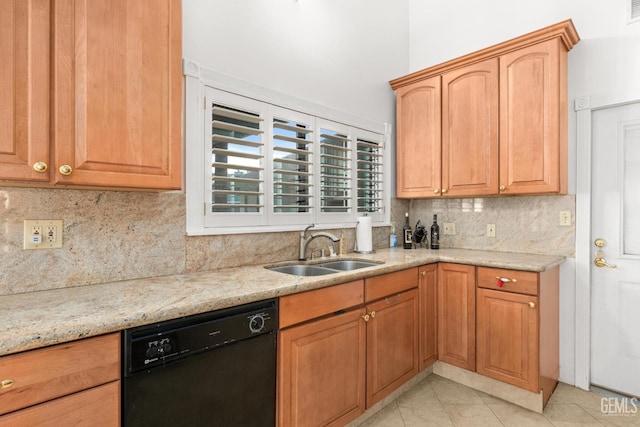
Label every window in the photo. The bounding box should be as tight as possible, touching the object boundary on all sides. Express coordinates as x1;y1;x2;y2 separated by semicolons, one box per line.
185;70;389;235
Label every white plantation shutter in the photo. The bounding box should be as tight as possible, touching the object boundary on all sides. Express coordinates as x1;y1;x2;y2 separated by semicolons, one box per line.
270;107;314;225
204;88;266;227
355;129;385;221
318;120;352;218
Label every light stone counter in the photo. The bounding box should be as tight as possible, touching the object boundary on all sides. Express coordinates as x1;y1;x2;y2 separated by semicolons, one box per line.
0;248;564;357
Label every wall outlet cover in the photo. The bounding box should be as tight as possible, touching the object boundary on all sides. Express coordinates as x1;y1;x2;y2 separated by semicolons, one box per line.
24;220;63;249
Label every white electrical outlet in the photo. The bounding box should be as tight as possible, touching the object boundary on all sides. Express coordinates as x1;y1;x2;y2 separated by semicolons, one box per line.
559;211;571;226
24;220;63;249
487;224;496;238
443;223;456;235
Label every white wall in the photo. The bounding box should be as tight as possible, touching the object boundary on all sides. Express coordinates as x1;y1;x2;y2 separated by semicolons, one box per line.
182;0;410;127
408;0;640;386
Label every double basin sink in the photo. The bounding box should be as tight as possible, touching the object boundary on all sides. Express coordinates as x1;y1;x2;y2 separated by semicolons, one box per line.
266;259;383;276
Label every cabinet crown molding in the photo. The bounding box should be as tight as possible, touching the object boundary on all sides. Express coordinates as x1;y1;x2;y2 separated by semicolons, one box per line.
390;19;580;90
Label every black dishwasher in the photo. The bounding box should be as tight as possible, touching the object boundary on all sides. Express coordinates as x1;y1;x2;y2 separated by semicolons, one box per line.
122;298;277;427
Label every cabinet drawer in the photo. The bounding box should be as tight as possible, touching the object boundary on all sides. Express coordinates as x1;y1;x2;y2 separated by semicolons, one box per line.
477;267;538;296
365;268;418;303
0;333;120;416
0;380;120;427
279;280;364;328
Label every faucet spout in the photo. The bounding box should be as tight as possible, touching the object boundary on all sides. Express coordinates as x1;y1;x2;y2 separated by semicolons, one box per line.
299;225;341;261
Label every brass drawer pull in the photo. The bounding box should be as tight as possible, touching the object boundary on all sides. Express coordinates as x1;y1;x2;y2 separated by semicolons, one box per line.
1;379;14;389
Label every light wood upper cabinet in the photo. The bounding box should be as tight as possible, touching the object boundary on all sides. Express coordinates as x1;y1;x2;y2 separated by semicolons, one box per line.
499;39;566;194
395;76;441;198
0;0;50;182
52;0;182;189
390;20;579;199
442;58;499;197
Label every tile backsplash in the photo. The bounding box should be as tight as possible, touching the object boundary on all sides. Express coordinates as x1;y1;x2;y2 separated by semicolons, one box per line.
0;187;574;296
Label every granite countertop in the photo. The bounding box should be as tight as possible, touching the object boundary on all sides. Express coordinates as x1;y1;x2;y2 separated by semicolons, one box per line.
0;248;564;357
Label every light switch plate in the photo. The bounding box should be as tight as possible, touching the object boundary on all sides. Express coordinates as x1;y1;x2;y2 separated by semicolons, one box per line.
24;220;63;249
559;211;571;226
486;224;496;238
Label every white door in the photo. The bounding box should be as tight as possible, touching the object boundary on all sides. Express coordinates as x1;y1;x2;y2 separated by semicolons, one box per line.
590;102;640;398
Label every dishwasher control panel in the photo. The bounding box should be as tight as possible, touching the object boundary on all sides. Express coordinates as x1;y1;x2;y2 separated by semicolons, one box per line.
123;299;277;374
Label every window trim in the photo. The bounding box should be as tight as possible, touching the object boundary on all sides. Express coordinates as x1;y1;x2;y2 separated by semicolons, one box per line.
183;59;391;236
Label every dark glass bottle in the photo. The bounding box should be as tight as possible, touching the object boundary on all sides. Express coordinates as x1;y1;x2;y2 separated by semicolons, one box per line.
403;212;413;249
430;214;440;250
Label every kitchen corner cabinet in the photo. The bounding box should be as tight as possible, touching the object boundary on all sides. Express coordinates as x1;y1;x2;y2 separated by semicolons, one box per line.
0;333;120;426
476;266;560;405
437;263;476;371
0;0;182;190
0;0;50;182
418;264;437;369
390;20;579;198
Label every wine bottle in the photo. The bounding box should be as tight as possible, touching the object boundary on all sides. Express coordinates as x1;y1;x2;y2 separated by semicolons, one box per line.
403;213;413;249
430;214;440;250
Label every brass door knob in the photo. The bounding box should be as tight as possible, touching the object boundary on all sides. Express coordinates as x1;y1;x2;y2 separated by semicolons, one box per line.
594;252;617;269
59;164;73;176
33;161;48;173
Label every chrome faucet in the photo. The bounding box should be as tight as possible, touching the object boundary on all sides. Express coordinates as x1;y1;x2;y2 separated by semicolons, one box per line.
299;224;341;261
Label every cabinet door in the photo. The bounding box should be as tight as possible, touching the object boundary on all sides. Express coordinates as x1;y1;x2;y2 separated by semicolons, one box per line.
442;58;499;197
395;76;441;198
499;38;566;194
476;288;540;392
278;308;366;427
419;264;437;370
366;288;419;407
0;0;50;182
437;263;476;371
52;0;182;189
0;381;119;427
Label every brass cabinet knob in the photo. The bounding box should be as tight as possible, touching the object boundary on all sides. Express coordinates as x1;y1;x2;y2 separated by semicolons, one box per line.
499;185;506;191
434;189;440;194
421;271;426;276
1;379;14;389
528;302;536;309
441;189;447;194
58;164;73;176
370;311;376;319
33;161;48;173
362;313;370;322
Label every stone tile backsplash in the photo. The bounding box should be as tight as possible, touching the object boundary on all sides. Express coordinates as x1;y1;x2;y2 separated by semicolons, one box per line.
0;187;574;296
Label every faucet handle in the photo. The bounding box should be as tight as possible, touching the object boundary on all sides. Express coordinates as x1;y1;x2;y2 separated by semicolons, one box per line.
303;224;315;234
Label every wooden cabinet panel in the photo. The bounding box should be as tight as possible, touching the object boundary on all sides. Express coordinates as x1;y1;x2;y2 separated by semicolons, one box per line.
442;58;499;197
0;0;50;182
395;76;441;198
52;0;182;189
366;288;419;407
476;288;539;392
279;280;364;328
364;267;418;303
0;381;120;427
500;38;566;194
278;308;366;427
419;264;438;370
0;333;120;416
437;263;476;371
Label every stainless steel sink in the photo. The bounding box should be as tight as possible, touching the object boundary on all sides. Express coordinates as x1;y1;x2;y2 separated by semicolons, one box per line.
267;264;338;276
266;259;383;276
316;260;383;271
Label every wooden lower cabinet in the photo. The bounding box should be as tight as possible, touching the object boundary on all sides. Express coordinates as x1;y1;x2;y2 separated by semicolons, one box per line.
278;308;367;427
476;266;560;404
365;288;419;407
437;263;476;371
0;333;120;426
0;381;120;427
419;264;437;369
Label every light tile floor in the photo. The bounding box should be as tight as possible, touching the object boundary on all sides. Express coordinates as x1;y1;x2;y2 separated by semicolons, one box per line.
358;375;640;426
